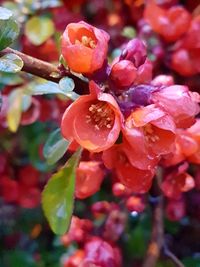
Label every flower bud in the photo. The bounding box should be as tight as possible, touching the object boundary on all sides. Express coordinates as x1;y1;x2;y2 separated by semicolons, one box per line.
110;60;137;87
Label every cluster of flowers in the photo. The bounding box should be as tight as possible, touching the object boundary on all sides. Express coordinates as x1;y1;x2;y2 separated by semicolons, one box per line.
0;160;41;209
61;205;126;267
60;21;200;198
144;1;200;76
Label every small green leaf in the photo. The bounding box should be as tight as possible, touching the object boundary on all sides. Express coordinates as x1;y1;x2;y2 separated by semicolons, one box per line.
25;16;55;45
25;79;62;95
0;7;19;51
43;128;70;165
59;77;79;100
65;91;79;101
0;71;23;85
0;6;12;19
21;94;32;112
7;88;23;132
0;53;23;73
121;26;136;39
59;77;75;92
42;150;82;235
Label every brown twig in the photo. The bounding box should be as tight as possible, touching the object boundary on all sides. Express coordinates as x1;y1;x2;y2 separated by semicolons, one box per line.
164;246;185;267
142;172;164;267
0;47;60;82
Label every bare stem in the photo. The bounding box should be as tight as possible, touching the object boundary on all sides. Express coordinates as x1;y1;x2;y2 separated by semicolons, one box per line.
142;171;164;267
0;47;60;82
164;246;185;267
142;195;164;267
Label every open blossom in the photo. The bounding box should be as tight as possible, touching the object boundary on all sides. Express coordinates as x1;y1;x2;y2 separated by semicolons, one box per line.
61;81;122;152
102;144;155;193
151;85;200;128
123;104;176;170
75;161;104;199
61;21;109;74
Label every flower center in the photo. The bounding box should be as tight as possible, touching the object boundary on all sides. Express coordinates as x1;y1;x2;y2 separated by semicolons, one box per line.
75;35;97;49
86;102;115;131
143;124;160;143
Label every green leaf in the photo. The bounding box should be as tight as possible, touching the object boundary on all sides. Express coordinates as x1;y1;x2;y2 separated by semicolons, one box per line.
0;7;19;51
43;128;70;165
2;250;37;267
0;53;23;73
121;26;136;39
0;71;23;85
42;150;82;235
25;78;79;100
25;16;55;45
25;79;63;95
0;6;13;19
59;77;75;92
21;94;32;112
6;88;23;132
183;258;200;267
59;77;79;100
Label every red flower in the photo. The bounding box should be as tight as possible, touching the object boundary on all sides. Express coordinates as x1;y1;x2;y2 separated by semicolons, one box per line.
103;210;127;242
102;144;155;193
187;119;200;164
151;85;200;128
18;186;41;209
166;198;186;221
110;59;137;87
123;105;175;169
18;165;40;187
0;176;19;203
61;81;122;152
144;3;191;42
62;0;87;10
162;129;198;167
126;196;145;213
63;250;85;267
61;216;93;246
82;237;121;267
171;48;200;76
75;161;104;199
151;75;174;87
161;172;195;199
112;39;153;87
61;21;109;74
179;15;200;50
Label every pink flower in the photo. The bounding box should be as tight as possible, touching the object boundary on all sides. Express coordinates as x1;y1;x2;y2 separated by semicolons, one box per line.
61;81;122;152
151;85;200;128
123;104;176;170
